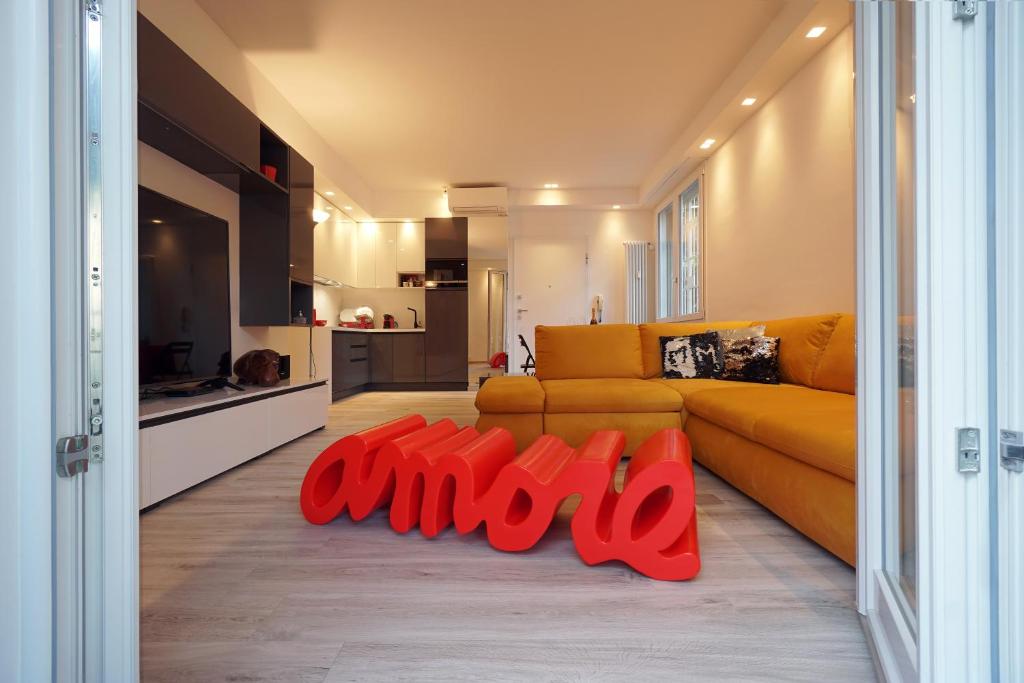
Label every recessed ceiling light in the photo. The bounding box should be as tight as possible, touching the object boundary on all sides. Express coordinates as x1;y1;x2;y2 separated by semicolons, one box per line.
612;205;621;210
325;205;333;211
544;183;559;189
343;205;353;211
805;26;826;38
741;97;757;106
699;138;716;150
151;219;163;224
324;191;335;197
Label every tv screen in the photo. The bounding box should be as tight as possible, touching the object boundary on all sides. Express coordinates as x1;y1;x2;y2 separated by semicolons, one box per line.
138;186;231;386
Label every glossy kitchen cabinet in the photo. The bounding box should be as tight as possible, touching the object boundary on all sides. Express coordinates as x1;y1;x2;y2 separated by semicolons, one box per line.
425;289;468;385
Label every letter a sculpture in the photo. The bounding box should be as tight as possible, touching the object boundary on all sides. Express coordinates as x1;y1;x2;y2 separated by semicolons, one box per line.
300;416;701;581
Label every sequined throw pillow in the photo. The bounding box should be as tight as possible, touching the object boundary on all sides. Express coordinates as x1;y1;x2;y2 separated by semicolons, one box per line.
660;332;720;379
718;336;781;384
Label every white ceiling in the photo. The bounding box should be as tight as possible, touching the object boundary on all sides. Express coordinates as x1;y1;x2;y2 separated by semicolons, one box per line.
194;0;786;194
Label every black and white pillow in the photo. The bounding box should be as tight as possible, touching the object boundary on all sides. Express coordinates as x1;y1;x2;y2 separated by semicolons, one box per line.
718;336;781;384
660;332;720;379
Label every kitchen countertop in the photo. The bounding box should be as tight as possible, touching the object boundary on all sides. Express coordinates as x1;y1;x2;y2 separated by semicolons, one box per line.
327;326;425;333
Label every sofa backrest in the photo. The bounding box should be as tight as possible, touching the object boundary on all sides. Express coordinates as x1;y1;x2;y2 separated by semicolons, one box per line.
761;313;842;387
534;324;644;380
808;313;855;394
536;313;856;393
639;320;755;378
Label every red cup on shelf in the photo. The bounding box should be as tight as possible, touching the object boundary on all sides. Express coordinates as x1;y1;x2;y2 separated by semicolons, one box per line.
260;164;278;182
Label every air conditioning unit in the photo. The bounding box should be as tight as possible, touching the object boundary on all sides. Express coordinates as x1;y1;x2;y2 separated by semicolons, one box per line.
447;186;508;217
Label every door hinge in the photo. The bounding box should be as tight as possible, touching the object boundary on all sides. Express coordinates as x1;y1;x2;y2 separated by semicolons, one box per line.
1000;430;1024;473
957;427;981;473
56;435;90;478
953;0;977;21
85;0;102;19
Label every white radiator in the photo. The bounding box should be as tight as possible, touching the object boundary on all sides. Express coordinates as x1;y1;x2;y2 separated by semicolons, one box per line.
623;241;651;324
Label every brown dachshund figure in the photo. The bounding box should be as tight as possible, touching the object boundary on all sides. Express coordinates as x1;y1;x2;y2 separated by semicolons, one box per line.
233;349;281;387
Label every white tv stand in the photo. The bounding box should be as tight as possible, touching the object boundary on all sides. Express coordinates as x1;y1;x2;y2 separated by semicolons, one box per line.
138;378;328;509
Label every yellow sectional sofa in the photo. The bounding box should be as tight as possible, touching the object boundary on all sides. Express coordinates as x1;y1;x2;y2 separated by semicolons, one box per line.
475;313;856;565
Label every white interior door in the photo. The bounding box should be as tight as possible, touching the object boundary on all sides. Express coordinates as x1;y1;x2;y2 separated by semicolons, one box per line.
511;238;587;373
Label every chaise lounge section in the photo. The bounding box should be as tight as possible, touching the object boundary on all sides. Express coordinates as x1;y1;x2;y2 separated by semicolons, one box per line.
475;313;856;565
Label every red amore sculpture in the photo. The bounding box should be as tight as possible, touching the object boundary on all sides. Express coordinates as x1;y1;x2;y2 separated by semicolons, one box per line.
300;416;701;581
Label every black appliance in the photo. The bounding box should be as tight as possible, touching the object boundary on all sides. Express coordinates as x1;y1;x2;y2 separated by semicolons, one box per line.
138;186;231;387
424;258;467;289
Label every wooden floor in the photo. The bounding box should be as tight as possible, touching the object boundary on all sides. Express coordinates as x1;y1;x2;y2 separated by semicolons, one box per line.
140;391;875;682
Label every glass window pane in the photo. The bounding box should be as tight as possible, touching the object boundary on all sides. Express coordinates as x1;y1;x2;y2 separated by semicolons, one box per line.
657;205;674;318
884;0;917;617
678;180;701;317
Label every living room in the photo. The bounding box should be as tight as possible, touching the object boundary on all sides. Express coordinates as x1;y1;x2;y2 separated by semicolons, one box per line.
5;1;1022;682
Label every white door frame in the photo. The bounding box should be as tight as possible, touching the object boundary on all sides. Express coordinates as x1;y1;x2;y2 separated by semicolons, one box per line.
3;0;139;681
856;2;993;681
993;2;1024;679
0;1;57;680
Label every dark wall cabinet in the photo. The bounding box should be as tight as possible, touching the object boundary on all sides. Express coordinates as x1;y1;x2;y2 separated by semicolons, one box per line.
425;290;468;383
288;147;315;285
425;217;468;259
138;15;259;172
138;14;314;328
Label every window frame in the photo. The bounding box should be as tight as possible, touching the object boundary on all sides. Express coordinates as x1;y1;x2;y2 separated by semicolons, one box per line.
654;167;706;322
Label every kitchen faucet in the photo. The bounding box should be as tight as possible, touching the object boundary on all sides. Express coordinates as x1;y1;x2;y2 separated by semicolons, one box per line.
407;307;422;328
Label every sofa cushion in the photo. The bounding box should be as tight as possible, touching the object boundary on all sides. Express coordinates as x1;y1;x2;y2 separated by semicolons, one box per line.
475;376;545;414
762;313;841;386
542;379;683;413
811;313;856;395
655;377;754;400
639;320;754;378
535;324;644;380
754;411;856;482
684;384;854;441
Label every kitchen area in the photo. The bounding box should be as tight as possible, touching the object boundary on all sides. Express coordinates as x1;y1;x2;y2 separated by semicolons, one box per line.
311;194;471;400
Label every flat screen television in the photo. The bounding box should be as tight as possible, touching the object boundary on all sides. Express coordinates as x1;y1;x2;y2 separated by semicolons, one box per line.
138;186;231;387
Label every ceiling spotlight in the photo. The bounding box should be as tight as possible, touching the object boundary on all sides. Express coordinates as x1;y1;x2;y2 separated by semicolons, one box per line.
805;26;826;38
699;138;716;150
312;209;331;223
612;205;621;210
325;205;333;211
741;97;757;106
544;183;559;189
343;205;353;211
324;191;335;197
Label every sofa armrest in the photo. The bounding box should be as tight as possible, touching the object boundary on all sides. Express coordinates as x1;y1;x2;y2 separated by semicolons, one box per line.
475;376;545;414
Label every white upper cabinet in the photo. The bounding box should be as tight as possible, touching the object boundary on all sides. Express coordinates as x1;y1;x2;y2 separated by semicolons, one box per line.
315;219;425;289
313;216;357;287
397;221;425;273
355;222;377;288
374;223;398;288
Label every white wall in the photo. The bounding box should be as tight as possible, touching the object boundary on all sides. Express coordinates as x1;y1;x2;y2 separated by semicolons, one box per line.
334;287;426;330
670;26;855;322
138;143;316;378
507;207;654;326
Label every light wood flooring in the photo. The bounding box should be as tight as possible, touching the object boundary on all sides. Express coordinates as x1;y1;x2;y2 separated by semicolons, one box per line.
141;391;875;682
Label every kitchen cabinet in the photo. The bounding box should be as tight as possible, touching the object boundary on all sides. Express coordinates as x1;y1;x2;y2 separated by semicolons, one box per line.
355;223;378;288
368;334;394;384
375;223;398;288
393;334;426;383
313;215;357;287
288;148;315;284
425;289;468;384
425;217;468;259
397;222;425;273
332;332;369;396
